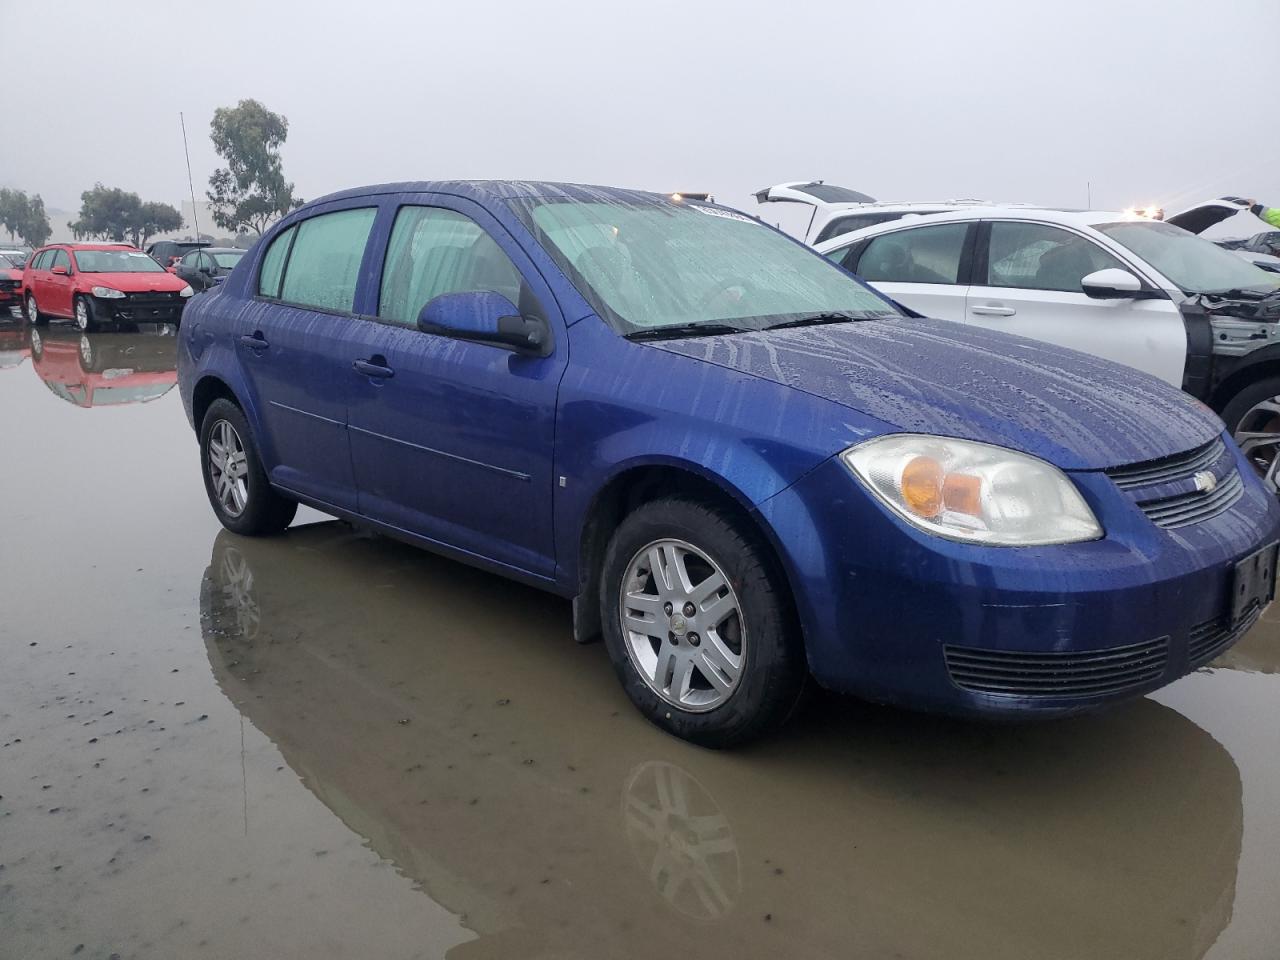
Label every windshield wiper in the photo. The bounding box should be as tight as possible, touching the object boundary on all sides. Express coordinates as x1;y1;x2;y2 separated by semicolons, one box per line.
625;322;748;341
763;311;876;331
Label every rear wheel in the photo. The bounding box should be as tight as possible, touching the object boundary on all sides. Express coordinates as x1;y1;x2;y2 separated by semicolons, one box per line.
1222;377;1280;494
74;295;97;332
199;398;297;535
25;292;47;326
600;497;805;747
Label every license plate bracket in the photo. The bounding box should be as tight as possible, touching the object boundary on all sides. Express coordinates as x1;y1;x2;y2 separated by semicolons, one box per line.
1231;542;1278;626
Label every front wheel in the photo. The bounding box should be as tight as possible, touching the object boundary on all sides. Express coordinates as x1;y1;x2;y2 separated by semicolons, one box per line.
600;497;805;747
199;398;297;535
74;295;97;332
1222;377;1280;494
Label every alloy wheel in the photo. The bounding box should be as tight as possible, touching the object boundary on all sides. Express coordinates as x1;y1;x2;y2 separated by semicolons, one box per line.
208;419;250;517
26;294;37;323
1234;397;1280;494
75;299;90;331
618;538;745;712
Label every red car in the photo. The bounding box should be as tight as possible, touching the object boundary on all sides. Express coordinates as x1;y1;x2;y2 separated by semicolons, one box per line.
23;243;193;331
0;253;24;318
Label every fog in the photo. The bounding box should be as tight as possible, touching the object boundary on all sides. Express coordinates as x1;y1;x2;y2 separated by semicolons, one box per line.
2;0;1277;230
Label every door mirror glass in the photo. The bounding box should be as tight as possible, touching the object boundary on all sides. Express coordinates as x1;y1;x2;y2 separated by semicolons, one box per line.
1081;268;1144;299
418;291;546;354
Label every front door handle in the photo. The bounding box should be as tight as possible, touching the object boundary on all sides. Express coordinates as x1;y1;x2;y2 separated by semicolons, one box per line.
353;357;394;379
970;305;1016;317
239;332;269;349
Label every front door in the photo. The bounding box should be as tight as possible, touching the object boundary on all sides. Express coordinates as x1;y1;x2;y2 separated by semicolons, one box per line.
966;220;1186;386
232;204;379;511
345;198;565;578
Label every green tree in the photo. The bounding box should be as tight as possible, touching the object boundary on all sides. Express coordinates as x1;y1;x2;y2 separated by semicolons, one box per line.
207;99;302;234
69;184;183;248
0;188;52;247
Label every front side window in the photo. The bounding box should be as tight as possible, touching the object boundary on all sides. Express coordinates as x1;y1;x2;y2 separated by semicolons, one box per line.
278;208;377;312
33;250;52;270
1097;220;1280;296
987;222;1124;293
258;226;295;298
514;198;898;333
857;224;968;285
51;250;70;272
378;207;523;328
73;249;165;273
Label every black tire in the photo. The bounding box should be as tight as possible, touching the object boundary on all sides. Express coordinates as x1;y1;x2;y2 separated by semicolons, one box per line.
599;497;806;747
74;295;97;332
1221;376;1280;491
199;398;297;536
25;292;47;326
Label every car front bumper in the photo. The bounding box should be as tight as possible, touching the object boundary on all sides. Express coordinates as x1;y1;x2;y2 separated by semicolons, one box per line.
757;435;1280;717
92;293;186;325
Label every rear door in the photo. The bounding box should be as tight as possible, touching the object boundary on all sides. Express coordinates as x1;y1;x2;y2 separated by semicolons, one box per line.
840;222;974;320
966;220;1186;385
234;202;379;510
342;195;566;578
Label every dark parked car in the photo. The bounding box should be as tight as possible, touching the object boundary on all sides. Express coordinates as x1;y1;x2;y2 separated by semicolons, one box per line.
173;247;245;292
177;180;1280;746
146;239;209;268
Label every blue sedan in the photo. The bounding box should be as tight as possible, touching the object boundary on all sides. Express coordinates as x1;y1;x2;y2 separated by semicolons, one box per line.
177;181;1280;745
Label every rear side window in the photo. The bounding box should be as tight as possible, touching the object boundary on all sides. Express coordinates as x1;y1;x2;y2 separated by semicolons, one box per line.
857;224;968;284
378;207;523;328
257;226;295;298
987;222;1123;293
278;209;376;312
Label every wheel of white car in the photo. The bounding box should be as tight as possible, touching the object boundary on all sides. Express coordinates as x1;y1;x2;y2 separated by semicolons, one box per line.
1223;376;1280;495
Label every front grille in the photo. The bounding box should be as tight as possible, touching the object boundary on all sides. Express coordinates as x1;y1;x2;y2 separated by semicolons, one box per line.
1106;438;1225;490
1188;604;1262;665
944;636;1169;698
0;279;18;292
113;292;183;321
1105;438;1243;529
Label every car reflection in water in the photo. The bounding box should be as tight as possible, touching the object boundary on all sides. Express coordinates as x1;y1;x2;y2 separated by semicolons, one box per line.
0;318;31;371
200;523;1243;960
29;323;177;407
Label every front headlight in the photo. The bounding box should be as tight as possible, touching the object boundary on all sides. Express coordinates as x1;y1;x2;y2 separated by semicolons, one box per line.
841;434;1102;546
178;284;194;298
91;286;125;299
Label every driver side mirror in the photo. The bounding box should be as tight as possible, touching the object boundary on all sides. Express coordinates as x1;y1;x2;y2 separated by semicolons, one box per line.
418;291;549;356
1081;268;1144;299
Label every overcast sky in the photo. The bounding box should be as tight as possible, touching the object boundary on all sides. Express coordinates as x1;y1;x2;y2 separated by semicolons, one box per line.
2;0;1277;234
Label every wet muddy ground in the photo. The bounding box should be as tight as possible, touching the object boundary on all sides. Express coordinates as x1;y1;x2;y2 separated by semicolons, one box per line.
2;322;1279;959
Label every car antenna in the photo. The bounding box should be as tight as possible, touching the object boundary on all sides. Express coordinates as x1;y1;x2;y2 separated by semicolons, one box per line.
180;112;203;245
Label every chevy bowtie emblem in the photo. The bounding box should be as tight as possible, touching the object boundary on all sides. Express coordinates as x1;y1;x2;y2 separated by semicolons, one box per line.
1193;470;1218;493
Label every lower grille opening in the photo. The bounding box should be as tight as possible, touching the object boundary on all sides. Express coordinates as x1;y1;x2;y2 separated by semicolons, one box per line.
1189;605;1262;666
944;636;1169;698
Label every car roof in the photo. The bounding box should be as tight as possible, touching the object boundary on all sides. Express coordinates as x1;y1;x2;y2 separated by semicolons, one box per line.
198;247;246;254
307;180;678;208
814;205;1140;249
44;242;137;251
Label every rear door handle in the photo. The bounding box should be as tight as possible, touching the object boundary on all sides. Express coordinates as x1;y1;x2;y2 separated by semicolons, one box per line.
970;305;1016;317
239;332;269;349
353;358;394;379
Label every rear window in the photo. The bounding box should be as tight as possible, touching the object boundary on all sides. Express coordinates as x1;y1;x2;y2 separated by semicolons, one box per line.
793;183;876;204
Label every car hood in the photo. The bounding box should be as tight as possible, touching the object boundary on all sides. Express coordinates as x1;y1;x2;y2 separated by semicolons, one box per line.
81;272;189;292
649;318;1222;471
1166;199;1249;235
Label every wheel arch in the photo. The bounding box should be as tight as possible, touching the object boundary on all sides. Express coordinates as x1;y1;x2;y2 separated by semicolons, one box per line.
1211;351;1280;414
570;460;800;646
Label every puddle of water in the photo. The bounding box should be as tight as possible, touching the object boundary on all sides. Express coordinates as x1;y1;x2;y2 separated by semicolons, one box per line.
2;325;1279;959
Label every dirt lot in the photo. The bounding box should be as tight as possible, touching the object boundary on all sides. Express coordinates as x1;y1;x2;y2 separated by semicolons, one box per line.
2;322;1279;960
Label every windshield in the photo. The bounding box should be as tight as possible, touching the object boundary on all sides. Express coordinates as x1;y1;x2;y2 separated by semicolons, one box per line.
1097;220;1280;296
514;197;899;333
0;253;24;269
74;250;166;274
211;251;244;269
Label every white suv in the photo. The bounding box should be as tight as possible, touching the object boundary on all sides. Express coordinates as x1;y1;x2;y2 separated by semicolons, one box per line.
809;205;1280;488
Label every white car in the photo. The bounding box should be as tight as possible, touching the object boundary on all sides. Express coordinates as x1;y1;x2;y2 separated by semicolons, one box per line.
805;204;1280;488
